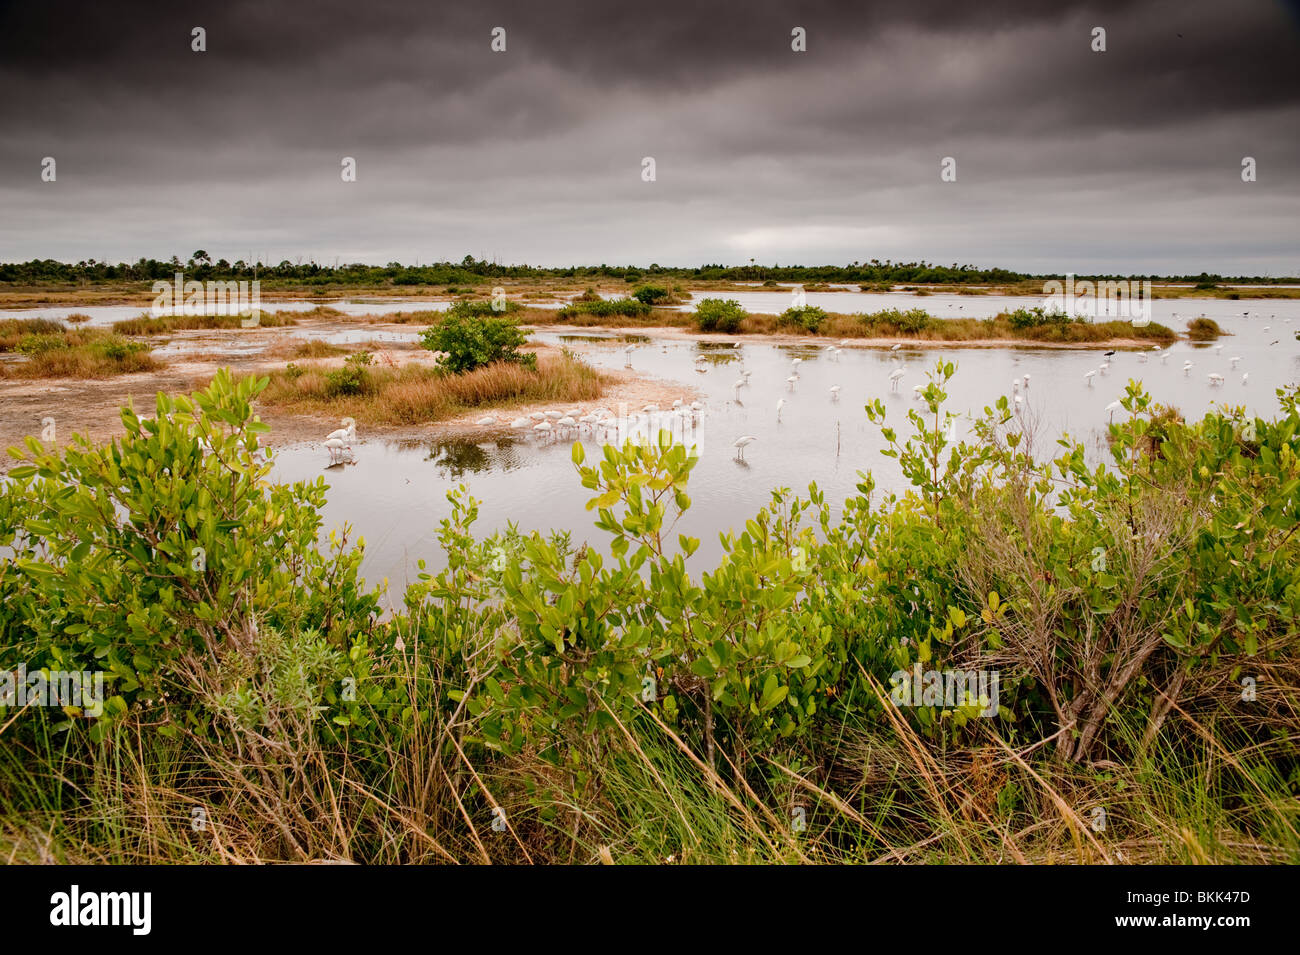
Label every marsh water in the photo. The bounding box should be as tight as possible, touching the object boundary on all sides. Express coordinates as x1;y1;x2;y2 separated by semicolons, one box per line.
265;308;1298;594
7;294;1299;593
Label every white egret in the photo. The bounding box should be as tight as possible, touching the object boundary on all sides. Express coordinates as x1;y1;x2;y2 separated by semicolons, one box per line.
1105;400;1121;421
1084;370;1097;385
324;417;356;464
732;435;757;460
889;368;905;390
776;398;785;420
1229;356;1241;367
829;385;841;400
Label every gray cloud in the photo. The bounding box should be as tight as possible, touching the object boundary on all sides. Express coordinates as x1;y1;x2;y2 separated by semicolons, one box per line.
1;0;1297;273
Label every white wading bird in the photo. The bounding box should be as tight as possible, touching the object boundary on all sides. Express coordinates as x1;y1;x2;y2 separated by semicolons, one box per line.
324;417;356;464
732;435;757;460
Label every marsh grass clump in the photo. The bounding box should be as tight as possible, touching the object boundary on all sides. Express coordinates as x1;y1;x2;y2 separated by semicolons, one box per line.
254;351;605;425
1186;317;1226;340
446;299;523;320
0;317;66;349
556;297;651;320
288;339;350;359
112;311;296;335
0;323;158;379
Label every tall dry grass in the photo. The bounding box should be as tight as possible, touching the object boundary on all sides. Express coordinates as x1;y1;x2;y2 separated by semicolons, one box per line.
253;352;607;425
112;311;297;335
0;321;160;379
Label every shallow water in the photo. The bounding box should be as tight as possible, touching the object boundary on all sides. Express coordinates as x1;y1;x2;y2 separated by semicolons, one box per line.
0;298;450;329
265;312;1300;593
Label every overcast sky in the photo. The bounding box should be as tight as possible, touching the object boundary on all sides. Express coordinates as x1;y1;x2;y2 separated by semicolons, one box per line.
1;0;1298;274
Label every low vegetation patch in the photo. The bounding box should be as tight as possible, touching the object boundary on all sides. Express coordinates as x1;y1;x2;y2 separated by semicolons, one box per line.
112;310;296;335
1186;317;1226;340
0;322;159;378
556;297;651;320
255;350;605;425
694;298;748;333
0;367;1295;863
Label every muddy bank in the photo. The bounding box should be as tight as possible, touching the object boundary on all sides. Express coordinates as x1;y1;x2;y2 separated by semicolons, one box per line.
0;315;701;469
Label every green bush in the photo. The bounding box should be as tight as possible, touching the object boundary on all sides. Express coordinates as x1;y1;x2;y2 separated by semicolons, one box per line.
94;335;149;361
556;297;651;320
15;334;69;356
631;284;670;305
694;298;746;333
0;369;378;738
778;305;827;333
420;313;536;374
325;351;375;396
446;298;521;319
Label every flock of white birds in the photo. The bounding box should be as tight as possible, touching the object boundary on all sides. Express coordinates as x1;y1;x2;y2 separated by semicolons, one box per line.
321;311;1288;465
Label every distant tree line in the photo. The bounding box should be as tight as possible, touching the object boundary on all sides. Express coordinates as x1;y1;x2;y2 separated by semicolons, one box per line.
0;254;1293;286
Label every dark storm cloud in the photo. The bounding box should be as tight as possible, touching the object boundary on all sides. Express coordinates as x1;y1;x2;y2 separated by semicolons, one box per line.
0;0;1297;272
